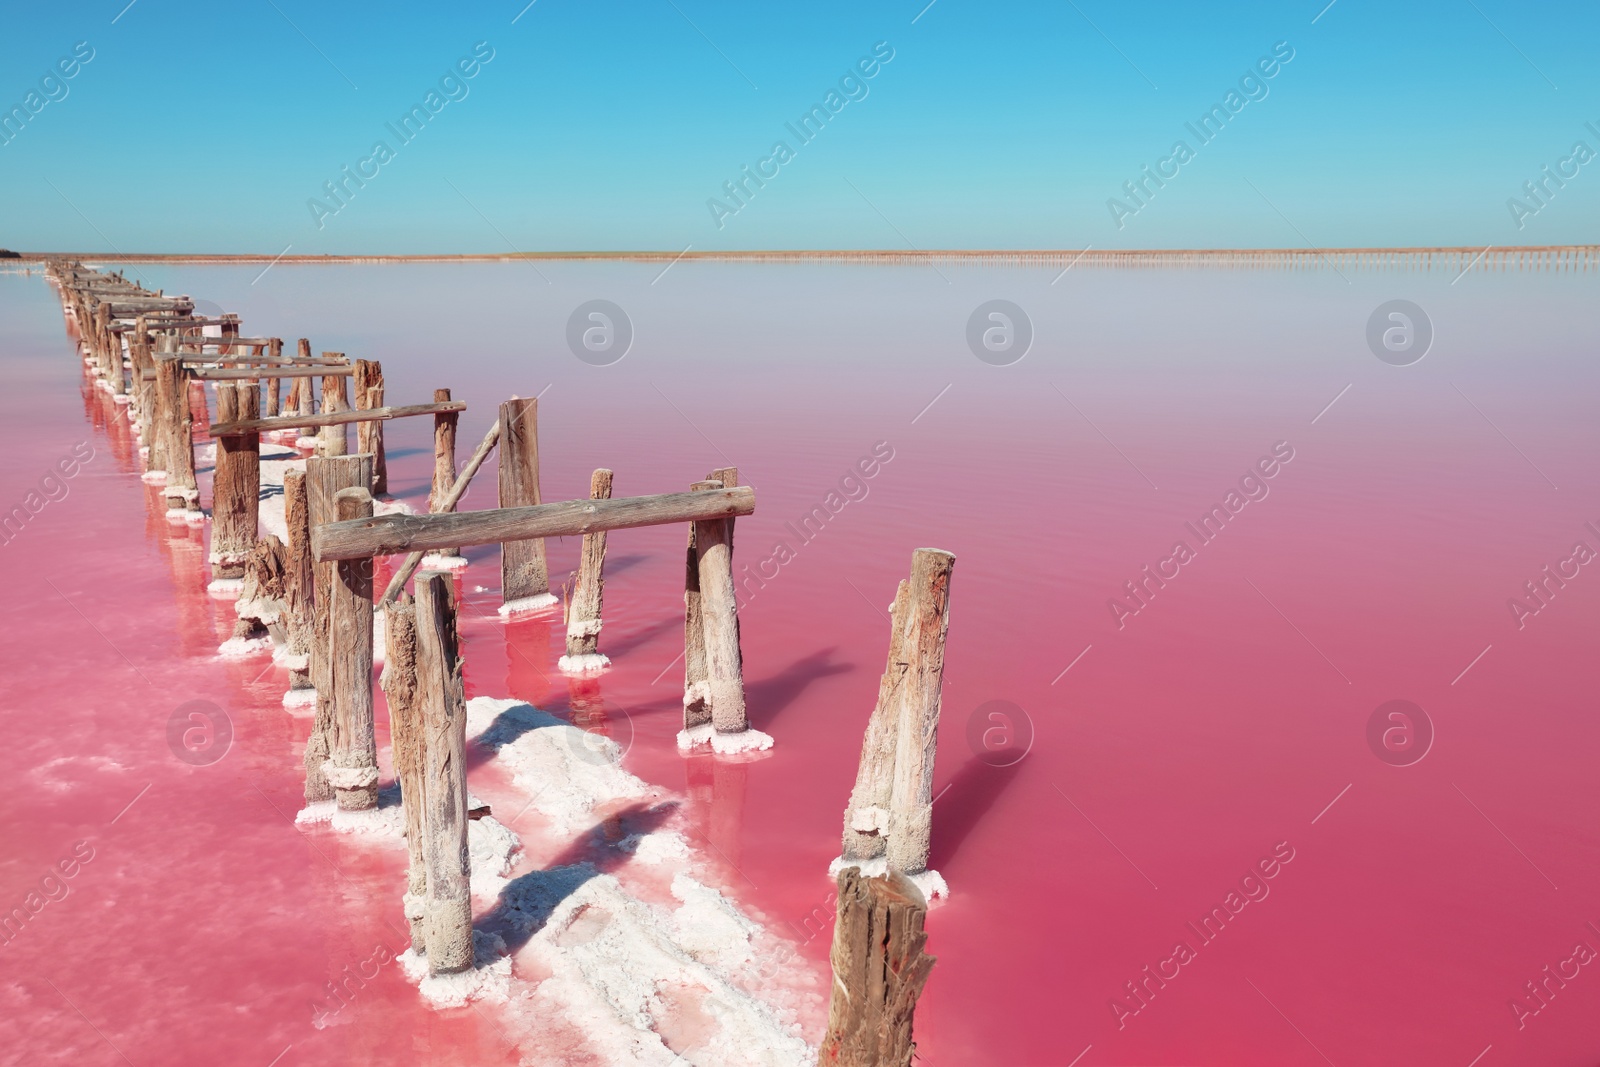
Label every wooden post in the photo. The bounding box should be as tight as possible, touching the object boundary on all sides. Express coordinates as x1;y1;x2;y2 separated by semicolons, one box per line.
327;487;378;811
497;397;552;610
415;571;473;974
885;549;955;876
380;595;429;950
210;381;261;585
695;482;750;736
319;358;349;456
427;388;464;564
819;868;936;1067
282;468;316;707
265;337;282;417
840;579;911;864
155;353;198;513
559;468;614;672
354;359;387;495
304;454;373;804
682;480;715;732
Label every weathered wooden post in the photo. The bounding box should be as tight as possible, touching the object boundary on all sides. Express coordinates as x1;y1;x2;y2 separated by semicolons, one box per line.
424;388;466;568
497;396;554;612
282;468;317;708
326;486;379;811
683;469;741;732
833;548;954;897
380;595;430;950
558;468;614;672
684;471;770;752
415;571;473;973
354;359;387;495
155;352;199;515
887;549;954;876
819;868;936;1067
304;453;373;804
265;337;283;417
210;381;261;590
839;579;911;867
319;358;350;457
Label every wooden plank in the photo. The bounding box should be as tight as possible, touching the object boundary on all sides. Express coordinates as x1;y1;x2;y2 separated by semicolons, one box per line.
190;364;353;382
885;549;955;875
264;337;282;417
208;401;464;437
819;868;935;1067
155;354;197;508
416;572;473;974
328;487;378;811
314;485;756;563
498;397;549;604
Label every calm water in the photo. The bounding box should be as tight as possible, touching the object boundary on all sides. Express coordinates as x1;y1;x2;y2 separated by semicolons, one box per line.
2;260;1597;1066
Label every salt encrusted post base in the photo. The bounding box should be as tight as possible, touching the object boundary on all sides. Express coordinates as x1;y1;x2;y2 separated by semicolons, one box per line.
557;652;611;674
675;724;774;756
496;593;558;618
420;553;469;571
826;855;949;901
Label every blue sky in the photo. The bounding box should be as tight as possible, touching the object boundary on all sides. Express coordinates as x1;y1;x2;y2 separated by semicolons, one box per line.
0;0;1596;252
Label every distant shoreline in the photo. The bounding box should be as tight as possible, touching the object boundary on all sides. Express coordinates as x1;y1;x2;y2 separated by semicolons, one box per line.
4;245;1595;265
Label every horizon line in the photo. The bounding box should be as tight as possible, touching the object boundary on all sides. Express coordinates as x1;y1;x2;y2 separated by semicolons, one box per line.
7;245;1596;265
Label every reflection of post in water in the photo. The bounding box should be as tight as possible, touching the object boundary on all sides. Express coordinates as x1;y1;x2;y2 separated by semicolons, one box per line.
684;754;748;875
153;504;218;659
501;608;555;709
563;672;630;842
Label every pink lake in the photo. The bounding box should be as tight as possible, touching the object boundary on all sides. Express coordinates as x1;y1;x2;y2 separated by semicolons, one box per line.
2;260;1598;1066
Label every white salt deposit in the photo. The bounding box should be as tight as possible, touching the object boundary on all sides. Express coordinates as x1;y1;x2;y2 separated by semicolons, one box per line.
281;687;316;710
675;725;776;756
294;436;319;449
420;553;469;571
497;592;559;617
218;634;273;658
826;855;948;901
206;577;244;596
296;693;823;1064
557;652;611;674
467;697;652;835
140;470;167;485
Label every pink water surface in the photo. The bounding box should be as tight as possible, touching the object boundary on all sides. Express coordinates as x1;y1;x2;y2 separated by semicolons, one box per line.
3;261;1598;1066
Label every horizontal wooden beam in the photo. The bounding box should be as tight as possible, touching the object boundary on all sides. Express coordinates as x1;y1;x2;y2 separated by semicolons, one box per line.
313;485;756;562
178;354;344;366
176;338;278;349
211;400;465;436
188;364;353;381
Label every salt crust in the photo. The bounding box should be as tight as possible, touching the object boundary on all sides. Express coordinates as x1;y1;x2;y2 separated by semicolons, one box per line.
497;592;559;617
281;687;317;710
299;694;819;1063
826;855;949;901
557;652;611;674
217;634;273;659
674;724;776;756
420;553;469;571
207;578;244;596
